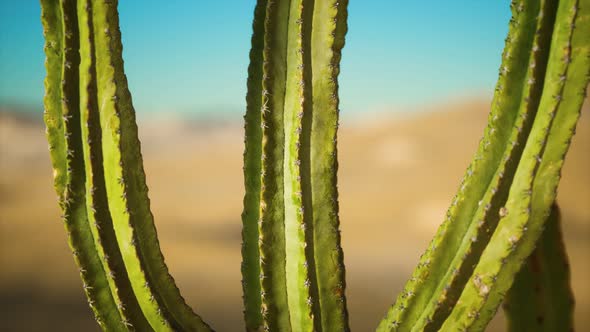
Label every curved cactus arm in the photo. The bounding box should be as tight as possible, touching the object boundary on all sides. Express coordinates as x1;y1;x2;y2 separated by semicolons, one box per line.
41;0;126;330
377;1;545;330
90;0;213;330
309;1;350;330
77;0;153;330
412;1;559;331
504;204;574;332
242;0;268;330
440;0;589;330
42;0;214;330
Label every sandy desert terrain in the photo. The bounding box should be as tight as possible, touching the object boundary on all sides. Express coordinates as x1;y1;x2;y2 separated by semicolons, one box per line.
0;97;588;331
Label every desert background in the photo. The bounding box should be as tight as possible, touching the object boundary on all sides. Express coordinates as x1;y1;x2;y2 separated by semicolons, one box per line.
1;95;588;331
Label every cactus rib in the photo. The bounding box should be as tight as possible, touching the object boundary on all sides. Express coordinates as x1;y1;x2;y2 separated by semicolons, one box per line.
41;0;126;329
283;0;317;330
91;0;212;330
309;1;350;330
77;0;153;329
504;204;574;332
242;0;268;330
257;0;292;330
440;0;589;329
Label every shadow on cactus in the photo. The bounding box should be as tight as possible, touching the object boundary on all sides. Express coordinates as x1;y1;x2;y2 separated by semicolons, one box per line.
40;0;588;331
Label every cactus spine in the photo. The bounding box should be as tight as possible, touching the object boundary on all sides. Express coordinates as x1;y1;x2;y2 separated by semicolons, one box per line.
40;0;588;331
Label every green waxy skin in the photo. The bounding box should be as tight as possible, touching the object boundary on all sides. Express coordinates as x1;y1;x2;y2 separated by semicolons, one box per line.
440;0;589;330
504;204;574;332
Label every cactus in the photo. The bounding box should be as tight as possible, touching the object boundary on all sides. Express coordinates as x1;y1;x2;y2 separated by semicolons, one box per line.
42;0;212;330
39;0;588;331
242;0;349;330
504;204;574;332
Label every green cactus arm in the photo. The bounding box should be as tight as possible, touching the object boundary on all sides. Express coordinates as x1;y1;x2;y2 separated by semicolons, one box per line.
76;0;153;330
257;0;292;330
243;1;351;331
309;1;350;331
377;1;543;330
41;0;126;329
504;204;574;332
90;0;212;330
42;0;67;195
283;0;317;331
440;0;589;330
411;1;559;331
241;0;267;330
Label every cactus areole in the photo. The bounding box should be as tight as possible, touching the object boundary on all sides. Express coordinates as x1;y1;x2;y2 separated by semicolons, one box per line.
40;0;588;331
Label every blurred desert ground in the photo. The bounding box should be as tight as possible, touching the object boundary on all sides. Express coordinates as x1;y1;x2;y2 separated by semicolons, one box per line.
0;96;588;332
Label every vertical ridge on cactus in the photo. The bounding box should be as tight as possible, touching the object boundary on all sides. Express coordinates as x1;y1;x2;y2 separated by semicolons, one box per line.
39;0;588;331
309;1;349;330
255;0;291;330
504;204;574;332
283;0;316;330
242;0;268;330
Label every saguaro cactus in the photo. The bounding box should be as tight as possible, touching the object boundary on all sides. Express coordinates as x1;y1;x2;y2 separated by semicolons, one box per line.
40;0;588;331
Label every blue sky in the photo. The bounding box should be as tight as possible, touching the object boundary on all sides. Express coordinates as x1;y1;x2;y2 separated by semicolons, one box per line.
0;1;510;114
